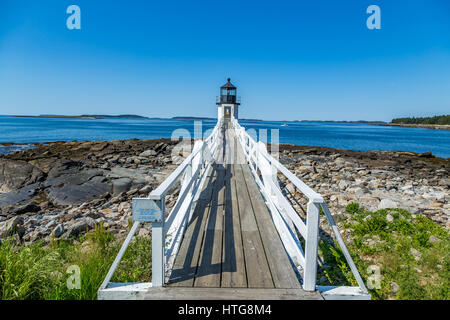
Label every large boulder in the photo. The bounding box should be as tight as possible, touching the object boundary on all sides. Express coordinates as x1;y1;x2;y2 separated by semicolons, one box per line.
0;183;41;211
0;159;43;192
44;163;112;206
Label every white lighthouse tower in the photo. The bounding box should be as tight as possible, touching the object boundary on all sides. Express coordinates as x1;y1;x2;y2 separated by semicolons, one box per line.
216;78;240;123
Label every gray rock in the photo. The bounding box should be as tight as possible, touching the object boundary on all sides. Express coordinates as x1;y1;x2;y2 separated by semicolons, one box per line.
410;248;422;261
13;202;41;214
63;218;95;239
0;183;41;210
0;216;25;238
112;178;132;195
139;150;157;157
0;159;43;192
390;281;400;294
44;164;111;206
338;180;351;190
378;199;398;210
386;213;394;223
46;179;112;206
52;224;65;237
429;235;441;243
138;185;152;195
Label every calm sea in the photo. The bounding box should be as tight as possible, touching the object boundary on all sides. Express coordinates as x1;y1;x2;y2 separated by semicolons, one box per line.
0;116;449;158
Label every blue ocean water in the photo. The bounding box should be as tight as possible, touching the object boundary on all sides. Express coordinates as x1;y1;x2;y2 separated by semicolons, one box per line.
0;116;449;158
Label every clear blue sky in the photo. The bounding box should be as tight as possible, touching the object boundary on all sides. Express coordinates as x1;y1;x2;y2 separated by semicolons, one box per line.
0;0;449;121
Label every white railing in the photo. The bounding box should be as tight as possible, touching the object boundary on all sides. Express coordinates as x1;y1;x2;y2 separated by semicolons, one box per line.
99;116;370;300
99;119;222;291
231;118;369;298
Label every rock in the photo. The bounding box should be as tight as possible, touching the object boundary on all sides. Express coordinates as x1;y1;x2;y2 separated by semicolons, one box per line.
52;224;65;237
99;208;113;215
428;235;441;243
13;202;41;214
45;220;57;229
386;213;394;223
118;202;130;212
112;178;132;195
138;185;152;195
23;230;45;243
0;159;43;192
390;281;400;294
0;216;25;238
139;150;157;157
285;183;295;194
338;180;351;190
44;164;112;206
410;248;422;261
0;183;40;211
378;199;398;210
60;210;81;222
63;217;95;238
419;152;434;158
138;228;151;238
126;188;139;196
64;218;95;239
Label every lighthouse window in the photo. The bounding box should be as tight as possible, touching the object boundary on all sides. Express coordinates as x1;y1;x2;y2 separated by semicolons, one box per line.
221;89;227;95
228;89;236;96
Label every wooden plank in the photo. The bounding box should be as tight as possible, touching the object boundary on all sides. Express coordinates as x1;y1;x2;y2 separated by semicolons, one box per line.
221;162;247;287
194;163;225;287
167;166;217;287
141;287;323;300
234;163;274;288
241;163;301;289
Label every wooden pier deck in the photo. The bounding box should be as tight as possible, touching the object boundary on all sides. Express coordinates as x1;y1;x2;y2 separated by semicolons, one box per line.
161;124;322;299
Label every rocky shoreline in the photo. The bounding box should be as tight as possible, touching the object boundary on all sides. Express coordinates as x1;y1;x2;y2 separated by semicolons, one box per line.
275;144;449;228
378;123;450;130
0;139;181;243
0;139;449;244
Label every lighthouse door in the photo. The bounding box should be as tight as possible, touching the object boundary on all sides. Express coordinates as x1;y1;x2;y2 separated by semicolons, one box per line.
224;106;231;121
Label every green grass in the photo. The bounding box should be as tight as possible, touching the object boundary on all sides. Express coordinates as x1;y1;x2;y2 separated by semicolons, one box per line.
2;203;448;300
318;202;449;300
0;223;151;300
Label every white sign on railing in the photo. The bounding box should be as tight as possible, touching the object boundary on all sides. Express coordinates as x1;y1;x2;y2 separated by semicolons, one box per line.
132;198;163;222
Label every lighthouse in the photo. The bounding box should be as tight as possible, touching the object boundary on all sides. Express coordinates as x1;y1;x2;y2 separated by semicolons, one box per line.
216;78;240;123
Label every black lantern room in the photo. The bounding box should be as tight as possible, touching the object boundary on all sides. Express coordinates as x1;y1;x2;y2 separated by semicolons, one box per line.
217;78;240;105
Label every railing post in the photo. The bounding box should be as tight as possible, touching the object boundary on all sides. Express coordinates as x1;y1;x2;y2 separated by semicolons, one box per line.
303;200;320;291
152;196;165;287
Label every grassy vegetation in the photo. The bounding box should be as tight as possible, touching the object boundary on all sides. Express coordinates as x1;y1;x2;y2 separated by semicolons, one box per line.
1;204;448;300
318;202;449;300
0;223;151;300
391;114;450;125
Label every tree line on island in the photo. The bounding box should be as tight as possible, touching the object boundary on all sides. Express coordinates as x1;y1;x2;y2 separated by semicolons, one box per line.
391;114;450;125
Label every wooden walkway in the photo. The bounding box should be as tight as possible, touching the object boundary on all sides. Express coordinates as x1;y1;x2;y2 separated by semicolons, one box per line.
165;123;313;295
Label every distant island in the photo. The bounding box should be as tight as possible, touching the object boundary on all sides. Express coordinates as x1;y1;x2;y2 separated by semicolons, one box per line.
172;116;216;121
172;117;263;121
391;115;450;125
297;120;387;124
380;114;450;130
15;114;149;119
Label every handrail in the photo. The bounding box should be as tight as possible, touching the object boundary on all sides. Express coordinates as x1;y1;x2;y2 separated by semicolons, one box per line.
149;121;221;200
99;119;222;290
100;116;369;300
231;117;368;296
